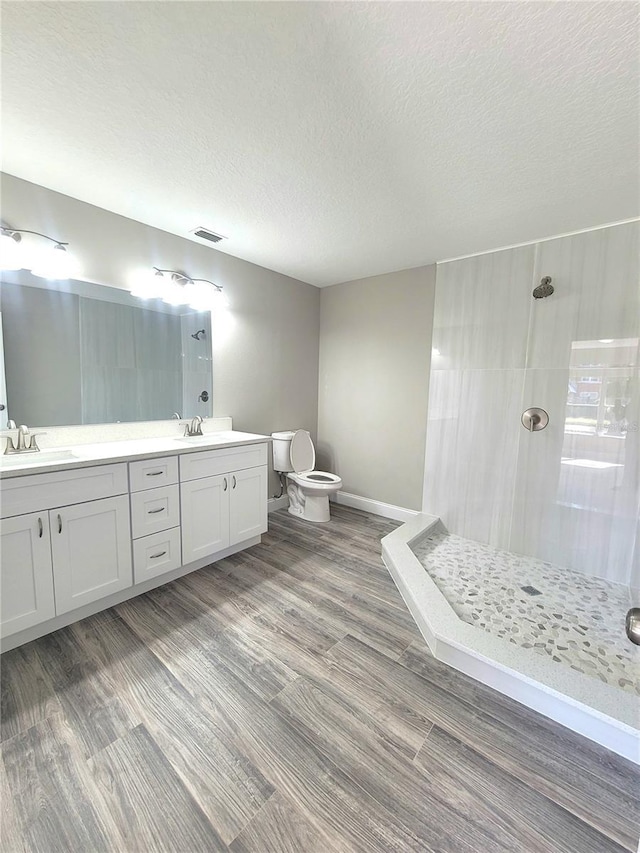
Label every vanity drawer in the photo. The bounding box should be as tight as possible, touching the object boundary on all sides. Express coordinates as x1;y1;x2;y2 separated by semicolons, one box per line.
0;464;128;519
133;527;182;583
130;484;180;539
179;443;268;482
129;456;178;492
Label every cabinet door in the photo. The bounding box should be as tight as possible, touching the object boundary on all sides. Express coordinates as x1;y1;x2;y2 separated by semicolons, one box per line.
229;466;268;546
51;495;132;615
0;512;55;638
180;475;230;564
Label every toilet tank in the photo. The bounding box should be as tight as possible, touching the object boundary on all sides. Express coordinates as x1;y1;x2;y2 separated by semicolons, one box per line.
271;431;295;472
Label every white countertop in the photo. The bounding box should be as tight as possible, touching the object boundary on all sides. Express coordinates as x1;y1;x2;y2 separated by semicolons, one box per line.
0;430;271;478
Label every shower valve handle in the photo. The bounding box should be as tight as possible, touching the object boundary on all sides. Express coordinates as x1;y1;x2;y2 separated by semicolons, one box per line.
521;408;549;432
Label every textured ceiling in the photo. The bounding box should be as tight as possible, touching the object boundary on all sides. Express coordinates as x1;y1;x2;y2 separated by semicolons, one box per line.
2;1;638;286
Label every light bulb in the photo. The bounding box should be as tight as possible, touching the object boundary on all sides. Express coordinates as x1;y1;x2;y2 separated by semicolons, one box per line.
186;282;212;310
130;268;164;299
162;280;191;306
187;283;225;311
30;244;79;280
0;233;24;271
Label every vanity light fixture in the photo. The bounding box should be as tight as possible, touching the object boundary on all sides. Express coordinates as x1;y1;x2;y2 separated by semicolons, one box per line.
129;267;224;311
0;227;80;279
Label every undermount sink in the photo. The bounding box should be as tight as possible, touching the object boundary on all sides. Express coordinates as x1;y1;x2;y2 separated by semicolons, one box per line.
174;433;233;443
1;449;79;466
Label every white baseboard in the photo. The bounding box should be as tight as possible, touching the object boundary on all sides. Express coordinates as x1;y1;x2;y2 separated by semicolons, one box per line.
332;491;418;523
268;495;289;513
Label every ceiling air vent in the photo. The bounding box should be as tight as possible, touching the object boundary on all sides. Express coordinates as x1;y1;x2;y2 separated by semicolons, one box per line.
190;227;227;244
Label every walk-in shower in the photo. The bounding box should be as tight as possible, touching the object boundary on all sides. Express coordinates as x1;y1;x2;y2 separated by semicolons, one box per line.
383;220;640;762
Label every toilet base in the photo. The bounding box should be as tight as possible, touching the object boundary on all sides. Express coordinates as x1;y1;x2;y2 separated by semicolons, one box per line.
287;484;332;523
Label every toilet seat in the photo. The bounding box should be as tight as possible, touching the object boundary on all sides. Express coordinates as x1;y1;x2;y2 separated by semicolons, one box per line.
287;469;342;496
290;429;315;474
287;431;340;488
293;470;341;484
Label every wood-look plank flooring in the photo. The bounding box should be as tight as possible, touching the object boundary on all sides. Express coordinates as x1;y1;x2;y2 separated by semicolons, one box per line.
2;505;639;852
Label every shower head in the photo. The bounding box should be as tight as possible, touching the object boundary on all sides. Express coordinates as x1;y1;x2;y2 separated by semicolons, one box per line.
191;329;206;341
533;277;554;299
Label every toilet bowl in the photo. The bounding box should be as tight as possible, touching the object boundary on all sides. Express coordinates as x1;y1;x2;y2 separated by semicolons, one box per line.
271;430;342;523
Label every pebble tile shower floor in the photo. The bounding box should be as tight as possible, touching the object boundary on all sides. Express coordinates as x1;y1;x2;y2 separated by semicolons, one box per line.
411;528;639;696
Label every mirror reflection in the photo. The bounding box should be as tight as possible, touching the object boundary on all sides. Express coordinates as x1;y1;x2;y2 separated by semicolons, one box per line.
0;274;213;427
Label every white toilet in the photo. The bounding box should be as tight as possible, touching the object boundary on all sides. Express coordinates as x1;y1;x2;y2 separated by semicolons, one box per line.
271;430;342;523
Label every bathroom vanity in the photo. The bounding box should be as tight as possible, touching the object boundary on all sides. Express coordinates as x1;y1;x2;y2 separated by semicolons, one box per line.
0;430;269;650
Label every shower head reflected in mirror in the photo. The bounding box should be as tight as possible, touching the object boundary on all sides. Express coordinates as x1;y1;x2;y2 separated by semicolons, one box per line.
533;276;554;299
191;329;206;341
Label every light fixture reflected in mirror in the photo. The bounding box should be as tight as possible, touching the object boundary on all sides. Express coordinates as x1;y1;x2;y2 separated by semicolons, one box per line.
129;268;165;300
0;227;80;279
0;232;23;271
129;267;224;310
31;243;80;280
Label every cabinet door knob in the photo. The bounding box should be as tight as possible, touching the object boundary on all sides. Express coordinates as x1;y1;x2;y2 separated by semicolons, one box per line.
38;517;43;538
232;475;237;489
147;507;165;514
223;477;228;491
150;550;167;559
57;514;62;534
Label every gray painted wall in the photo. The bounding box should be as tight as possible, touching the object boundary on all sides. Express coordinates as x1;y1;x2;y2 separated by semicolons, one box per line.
2;173;320;494
317;265;436;511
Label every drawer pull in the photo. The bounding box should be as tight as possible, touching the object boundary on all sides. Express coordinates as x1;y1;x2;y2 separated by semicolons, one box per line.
150;550;167;559
147;507;165;514
38;517;43;538
146;470;164;477
57;514;62;534
223;477;227;491
232;475;237;489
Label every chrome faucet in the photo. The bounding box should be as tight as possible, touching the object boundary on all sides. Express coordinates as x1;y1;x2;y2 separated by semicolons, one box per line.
184;416;204;437
17;425;30;450
4;424;43;455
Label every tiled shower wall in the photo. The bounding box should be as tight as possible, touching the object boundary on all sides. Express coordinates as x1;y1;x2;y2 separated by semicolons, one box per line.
80;298;183;423
422;221;639;587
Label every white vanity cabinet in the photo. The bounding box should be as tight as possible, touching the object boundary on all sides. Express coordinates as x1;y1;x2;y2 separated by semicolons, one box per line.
0;463;132;632
0;512;55;638
180;444;268;565
0;438;269;650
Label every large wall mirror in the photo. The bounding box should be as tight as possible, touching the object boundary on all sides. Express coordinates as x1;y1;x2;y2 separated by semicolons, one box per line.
0;273;213;427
